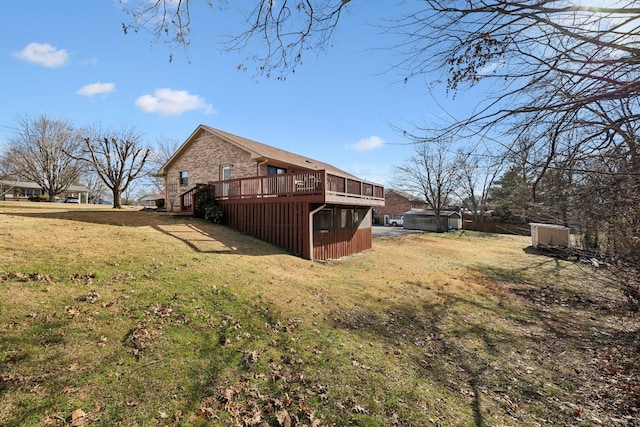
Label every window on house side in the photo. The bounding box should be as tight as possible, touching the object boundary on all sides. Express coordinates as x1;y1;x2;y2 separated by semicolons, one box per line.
180;171;188;185
267;165;287;175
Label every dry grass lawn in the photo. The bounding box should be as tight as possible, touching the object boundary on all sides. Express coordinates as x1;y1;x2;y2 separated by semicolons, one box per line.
0;202;638;426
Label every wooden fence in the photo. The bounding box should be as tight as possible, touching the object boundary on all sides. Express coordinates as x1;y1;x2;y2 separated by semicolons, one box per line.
463;219;531;235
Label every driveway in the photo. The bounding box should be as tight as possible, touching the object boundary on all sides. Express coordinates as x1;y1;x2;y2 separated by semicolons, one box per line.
372;225;424;237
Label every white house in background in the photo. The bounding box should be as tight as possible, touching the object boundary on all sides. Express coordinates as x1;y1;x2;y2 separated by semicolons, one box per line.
137;193;164;207
0;180;90;203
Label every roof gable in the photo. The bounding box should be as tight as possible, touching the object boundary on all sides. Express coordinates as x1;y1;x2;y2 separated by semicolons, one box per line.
157;125;357;178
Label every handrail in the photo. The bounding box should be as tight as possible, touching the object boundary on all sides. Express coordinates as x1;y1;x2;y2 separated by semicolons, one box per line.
209;170;325;199
179;184;208;212
206;170;384;202
179;170;384;212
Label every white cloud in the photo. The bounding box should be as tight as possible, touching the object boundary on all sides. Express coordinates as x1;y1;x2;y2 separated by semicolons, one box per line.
135;88;216;117
82;56;98;66
13;42;69;68
77;82;116;97
347;136;386;152
478;61;506;75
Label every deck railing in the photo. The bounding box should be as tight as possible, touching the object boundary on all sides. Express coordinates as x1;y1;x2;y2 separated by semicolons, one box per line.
179;170;384;213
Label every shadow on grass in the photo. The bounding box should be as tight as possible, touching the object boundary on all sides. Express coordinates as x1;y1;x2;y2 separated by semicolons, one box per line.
328;264;637;426
0;317;70;411
6;209;286;257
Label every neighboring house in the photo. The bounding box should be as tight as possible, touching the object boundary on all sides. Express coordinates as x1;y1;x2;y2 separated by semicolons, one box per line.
138;193;164;208
375;189;426;225
0;180;89;203
403;209;463;232
155;125;385;261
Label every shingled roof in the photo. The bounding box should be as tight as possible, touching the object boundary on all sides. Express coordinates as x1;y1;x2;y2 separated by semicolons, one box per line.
157;124;357;179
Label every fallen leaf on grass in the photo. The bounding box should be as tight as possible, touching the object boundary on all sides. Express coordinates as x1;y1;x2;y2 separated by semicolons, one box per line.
276;409;292;427
243;409;263;426
122;325;160;358
77;290;100;303
353;404;368;414
70;408;85;426
3;271;54;284
69;273;96;285
219;387;236;403
243;349;259;367
65;306;81;318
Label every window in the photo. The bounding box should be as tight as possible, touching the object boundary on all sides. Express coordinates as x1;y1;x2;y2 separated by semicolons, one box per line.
340;209;348;229
23;188;42;197
180;171;188;185
221;166;231;180
314;209;334;233
267;165;287;175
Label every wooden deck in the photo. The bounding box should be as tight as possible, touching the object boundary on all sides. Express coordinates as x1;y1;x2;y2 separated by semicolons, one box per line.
178;171;383;260
180;170;384;213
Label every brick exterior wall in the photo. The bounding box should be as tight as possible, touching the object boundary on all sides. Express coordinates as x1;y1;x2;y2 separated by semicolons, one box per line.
165;134;257;211
164;132;318;212
373;190;425;225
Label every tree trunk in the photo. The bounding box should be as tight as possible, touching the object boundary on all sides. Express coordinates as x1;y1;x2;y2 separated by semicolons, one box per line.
434;208;445;233
112;188;122;209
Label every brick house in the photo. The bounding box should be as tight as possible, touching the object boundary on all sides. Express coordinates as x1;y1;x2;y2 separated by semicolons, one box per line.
374;189;426;225
156;125;385;260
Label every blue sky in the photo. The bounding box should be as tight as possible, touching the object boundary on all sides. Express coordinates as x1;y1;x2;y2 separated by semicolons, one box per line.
0;1;475;186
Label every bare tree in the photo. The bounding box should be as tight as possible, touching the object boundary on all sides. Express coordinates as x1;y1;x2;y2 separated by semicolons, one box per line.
0;146;14;198
147;137;181;190
122;180;142;205
81;171;109;204
143;137;182;211
394;138;460;232
456;148;503;223
121;0;351;78
396;2;640;221
1;115;82;201
78;126;151;209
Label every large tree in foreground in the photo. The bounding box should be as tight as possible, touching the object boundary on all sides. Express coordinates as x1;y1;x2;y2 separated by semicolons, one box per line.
78;126;151;209
2;115;82;201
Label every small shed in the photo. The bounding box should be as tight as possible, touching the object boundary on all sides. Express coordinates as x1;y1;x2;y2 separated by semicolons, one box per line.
404;209;461;232
530;223;571;247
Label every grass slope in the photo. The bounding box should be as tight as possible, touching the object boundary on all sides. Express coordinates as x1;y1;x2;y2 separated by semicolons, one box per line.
0;202;638;426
